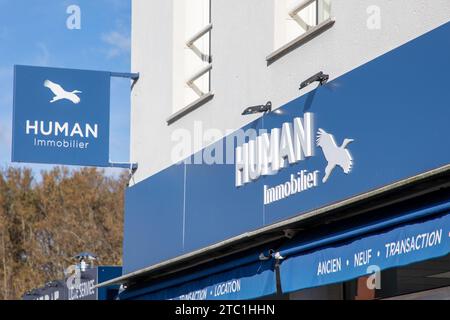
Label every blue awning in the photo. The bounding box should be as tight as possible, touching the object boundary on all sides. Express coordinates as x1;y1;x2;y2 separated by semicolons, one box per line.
118;202;450;300
119;256;276;300
279;209;450;294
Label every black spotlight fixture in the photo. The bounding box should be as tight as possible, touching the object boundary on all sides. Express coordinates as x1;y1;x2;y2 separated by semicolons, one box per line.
299;71;329;90
241;101;272;116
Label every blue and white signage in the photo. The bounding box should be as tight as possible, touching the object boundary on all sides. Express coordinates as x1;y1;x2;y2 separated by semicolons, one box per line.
12;65;111;167
280;213;450;293
234;112;355;205
120;260;276;301
22;266;122;300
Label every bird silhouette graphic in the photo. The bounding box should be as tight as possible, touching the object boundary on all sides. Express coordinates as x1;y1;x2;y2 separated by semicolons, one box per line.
316;128;354;183
44;80;82;104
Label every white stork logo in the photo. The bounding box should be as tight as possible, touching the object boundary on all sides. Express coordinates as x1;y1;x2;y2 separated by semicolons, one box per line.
44;80;82;104
317;128;354;183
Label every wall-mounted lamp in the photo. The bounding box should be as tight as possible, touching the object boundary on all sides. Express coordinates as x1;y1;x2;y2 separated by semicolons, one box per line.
73;252;97;272
259;249;276;261
299;71;329;90
242;101;272;116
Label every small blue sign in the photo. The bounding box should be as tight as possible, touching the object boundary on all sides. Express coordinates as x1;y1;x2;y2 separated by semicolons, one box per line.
12;65;111;167
22;266;122;300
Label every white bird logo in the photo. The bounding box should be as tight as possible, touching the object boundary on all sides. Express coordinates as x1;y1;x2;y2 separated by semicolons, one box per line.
44;80;82;104
317;128;354;183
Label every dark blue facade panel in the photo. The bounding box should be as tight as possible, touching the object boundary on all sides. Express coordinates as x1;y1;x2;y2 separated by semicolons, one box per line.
123;164;185;274
184;154;263;252
97;266;123;300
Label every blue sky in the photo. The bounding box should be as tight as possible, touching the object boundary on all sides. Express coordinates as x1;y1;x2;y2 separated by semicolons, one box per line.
0;0;131;175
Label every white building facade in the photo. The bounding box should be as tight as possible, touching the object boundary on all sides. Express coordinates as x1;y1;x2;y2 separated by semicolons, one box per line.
130;0;450;184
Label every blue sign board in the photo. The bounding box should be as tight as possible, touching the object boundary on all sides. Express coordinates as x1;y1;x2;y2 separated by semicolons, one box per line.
123;22;450;274
22;266;122;300
12;65;111;167
280;213;450;293
120;260;276;300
